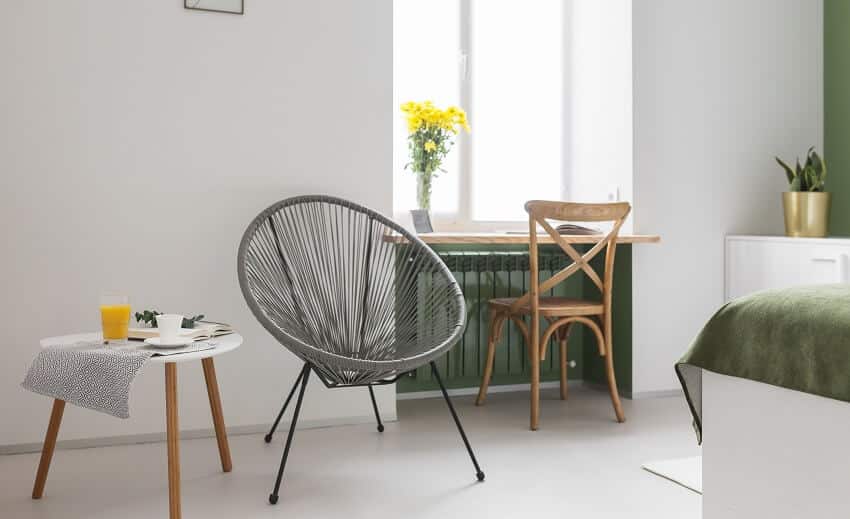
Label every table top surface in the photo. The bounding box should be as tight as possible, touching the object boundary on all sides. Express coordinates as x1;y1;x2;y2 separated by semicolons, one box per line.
40;332;243;364
402;232;661;245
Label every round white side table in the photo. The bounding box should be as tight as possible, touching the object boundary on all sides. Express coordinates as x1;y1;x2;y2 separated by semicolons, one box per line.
32;332;243;519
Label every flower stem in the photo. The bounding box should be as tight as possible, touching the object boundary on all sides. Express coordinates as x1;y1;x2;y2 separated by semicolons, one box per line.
416;172;432;211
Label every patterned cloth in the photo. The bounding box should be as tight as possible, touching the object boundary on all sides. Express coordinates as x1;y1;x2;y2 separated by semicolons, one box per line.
22;341;154;419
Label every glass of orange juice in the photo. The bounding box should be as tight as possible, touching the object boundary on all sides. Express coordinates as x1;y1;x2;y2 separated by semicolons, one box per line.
100;295;131;344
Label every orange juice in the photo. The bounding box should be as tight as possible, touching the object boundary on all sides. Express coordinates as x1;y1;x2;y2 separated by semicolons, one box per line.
101;304;131;341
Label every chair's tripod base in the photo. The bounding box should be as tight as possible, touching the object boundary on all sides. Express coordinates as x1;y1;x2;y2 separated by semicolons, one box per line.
429;361;486;483
368;385;384;433
265;368;386;442
264;366;306;444
264;361;485;505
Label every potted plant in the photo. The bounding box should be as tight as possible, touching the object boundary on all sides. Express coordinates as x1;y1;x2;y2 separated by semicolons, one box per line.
400;100;470;230
776;147;830;237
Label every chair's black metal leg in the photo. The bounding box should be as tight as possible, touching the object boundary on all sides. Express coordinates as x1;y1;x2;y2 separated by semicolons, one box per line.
265;365;306;443
430;361;485;482
269;363;311;505
367;385;384;432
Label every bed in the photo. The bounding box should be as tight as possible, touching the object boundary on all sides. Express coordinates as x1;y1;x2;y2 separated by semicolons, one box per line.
677;284;850;518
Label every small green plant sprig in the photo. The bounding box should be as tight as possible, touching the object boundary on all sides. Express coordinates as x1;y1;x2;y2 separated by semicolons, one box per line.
134;310;204;329
776;147;827;192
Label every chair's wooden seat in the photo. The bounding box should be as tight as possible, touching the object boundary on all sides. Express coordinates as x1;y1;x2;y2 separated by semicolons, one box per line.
489;297;603;317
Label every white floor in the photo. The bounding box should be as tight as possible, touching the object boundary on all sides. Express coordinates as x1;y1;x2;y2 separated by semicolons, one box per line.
0;388;701;519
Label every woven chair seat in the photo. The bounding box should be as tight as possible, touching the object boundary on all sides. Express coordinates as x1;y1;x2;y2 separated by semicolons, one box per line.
238;195;465;386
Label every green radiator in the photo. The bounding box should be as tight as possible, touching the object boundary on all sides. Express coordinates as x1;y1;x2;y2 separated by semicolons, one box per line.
397;244;633;394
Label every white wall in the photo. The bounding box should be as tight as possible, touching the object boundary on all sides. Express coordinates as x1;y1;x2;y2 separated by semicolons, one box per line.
631;0;823;394
0;0;394;447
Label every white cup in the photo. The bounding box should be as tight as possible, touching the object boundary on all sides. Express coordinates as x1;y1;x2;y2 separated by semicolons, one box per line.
156;314;184;344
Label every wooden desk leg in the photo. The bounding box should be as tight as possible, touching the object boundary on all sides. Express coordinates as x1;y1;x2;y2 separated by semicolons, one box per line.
165;363;181;519
201;358;232;473
32;399;65;499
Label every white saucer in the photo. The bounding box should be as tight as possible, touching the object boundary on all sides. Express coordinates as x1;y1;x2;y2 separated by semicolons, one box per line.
144;337;194;349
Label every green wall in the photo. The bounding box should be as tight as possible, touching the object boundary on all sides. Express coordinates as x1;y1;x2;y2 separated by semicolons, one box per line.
826;0;850;235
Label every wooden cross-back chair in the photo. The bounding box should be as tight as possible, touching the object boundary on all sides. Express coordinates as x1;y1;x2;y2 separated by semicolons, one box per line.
475;200;631;430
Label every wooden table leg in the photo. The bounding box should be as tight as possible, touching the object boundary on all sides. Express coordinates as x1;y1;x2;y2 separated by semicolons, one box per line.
32;399;65;499
165;363;181;519
201;358;232;473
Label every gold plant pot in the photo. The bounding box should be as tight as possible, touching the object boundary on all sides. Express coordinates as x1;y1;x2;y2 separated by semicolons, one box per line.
782;191;831;238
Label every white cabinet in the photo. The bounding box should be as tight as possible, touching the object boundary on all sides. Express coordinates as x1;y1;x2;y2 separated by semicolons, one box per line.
725;235;850;301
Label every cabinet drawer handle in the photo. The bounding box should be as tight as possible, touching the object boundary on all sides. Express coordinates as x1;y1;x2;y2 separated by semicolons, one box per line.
811;257;837;263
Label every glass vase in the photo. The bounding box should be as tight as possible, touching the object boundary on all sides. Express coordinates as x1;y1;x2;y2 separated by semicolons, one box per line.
416;172;432;211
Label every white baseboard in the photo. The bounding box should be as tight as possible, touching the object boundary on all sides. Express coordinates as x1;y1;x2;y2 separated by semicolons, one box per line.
397;380;683;402
397;380;568;401
629;388;684;399
578;380;682;400
0;413;398;456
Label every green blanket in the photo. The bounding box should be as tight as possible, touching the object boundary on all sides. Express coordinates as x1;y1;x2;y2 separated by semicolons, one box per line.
676;284;850;443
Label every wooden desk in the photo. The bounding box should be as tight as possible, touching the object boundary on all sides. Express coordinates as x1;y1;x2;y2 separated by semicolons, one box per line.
410;232;660;245
396;231;660;397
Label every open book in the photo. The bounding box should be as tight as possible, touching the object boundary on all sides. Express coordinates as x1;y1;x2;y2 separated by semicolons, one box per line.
128;321;234;341
554;223;602;235
505;224;602;236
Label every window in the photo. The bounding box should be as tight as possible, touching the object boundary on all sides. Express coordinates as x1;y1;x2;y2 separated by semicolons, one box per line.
393;0;461;217
468;0;564;222
394;0;632;229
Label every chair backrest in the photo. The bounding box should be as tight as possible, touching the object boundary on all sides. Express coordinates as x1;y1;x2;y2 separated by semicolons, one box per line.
510;201;631;315
237;195;465;384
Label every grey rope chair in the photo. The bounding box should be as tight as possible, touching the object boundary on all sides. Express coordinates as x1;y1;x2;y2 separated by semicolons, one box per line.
237;195;485;505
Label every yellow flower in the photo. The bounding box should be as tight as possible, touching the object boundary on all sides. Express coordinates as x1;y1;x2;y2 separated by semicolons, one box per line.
424;140;437;152
400;100;471;134
407;116;423;132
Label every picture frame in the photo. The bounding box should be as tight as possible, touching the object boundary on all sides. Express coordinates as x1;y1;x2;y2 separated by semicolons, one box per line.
410;210;434;234
184;0;244;15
